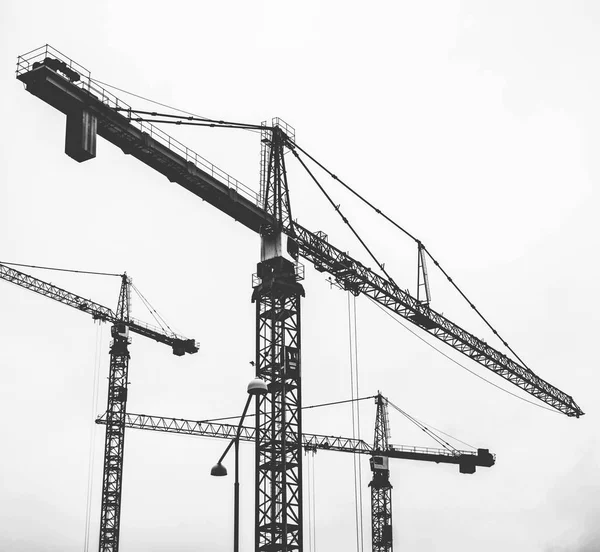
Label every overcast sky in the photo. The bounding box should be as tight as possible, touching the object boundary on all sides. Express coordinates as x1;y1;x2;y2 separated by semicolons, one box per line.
1;1;599;551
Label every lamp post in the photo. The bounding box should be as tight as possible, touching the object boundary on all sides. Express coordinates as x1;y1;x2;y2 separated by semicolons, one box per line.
211;377;268;552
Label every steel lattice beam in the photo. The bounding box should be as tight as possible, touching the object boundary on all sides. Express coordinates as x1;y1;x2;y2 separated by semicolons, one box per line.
370;482;393;552
95;412;495;468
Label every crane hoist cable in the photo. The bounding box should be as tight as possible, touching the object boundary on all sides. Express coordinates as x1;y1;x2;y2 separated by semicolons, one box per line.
311;454;317;552
288;141;531;372
347;292;364;552
84;323;103;552
305;449;317;552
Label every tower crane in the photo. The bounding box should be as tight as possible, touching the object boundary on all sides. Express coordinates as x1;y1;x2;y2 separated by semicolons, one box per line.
95;409;495;472
368;392;461;552
15;45;583;552
0;262;198;551
95;402;494;551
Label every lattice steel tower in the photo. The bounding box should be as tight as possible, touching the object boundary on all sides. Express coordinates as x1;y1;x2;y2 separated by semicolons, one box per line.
252;121;305;551
99;275;131;552
369;393;393;551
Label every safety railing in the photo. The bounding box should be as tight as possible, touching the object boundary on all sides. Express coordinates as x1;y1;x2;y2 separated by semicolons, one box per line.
272;117;295;142
17;45;260;206
388;444;462;457
128;316;188;342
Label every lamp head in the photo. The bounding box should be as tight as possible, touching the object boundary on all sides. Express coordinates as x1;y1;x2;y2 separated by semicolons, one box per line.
210;462;228;477
247;377;269;396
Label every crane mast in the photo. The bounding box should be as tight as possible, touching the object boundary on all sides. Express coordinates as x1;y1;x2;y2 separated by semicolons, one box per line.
253;123;305;551
370;393;393;551
100;275;131;551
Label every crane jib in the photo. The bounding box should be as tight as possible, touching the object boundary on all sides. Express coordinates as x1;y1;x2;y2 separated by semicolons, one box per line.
96;412;496;471
15;47;582;417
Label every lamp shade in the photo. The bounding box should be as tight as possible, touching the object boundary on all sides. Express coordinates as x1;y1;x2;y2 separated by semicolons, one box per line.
247;377;269;396
210;463;228;477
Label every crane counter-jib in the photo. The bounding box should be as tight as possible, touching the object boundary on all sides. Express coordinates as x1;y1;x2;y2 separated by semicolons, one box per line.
15;47;583;417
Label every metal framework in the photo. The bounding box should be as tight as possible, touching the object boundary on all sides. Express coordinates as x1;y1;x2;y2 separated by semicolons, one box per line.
96;412;496;470
12;44;584;551
14;47;583;417
261;121;295;232
99;275;131;551
252;256;304;551
370;394;393;552
251;116;306;551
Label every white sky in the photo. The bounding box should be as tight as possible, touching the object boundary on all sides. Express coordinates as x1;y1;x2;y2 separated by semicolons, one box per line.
1;1;599;551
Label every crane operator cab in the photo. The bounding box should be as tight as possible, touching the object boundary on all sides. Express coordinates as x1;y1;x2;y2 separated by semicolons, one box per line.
370;455;389;472
111;322;129;340
110;323;131;357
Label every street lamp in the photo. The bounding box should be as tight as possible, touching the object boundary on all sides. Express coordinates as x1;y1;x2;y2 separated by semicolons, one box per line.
211;377;268;552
